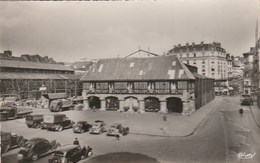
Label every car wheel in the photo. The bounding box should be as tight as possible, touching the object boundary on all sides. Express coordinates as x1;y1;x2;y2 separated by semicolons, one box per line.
58;126;63;132
2;144;10;153
31;153;39;161
87;151;93;157
0;116;7;121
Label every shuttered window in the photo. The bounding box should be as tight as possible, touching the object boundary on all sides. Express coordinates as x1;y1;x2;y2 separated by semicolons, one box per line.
177;81;187;90
134;82;148;90
96;82;108;90
114;82;127;89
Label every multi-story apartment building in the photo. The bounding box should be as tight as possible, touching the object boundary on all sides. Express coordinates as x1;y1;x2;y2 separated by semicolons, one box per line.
167;42;228;80
242;51;254;94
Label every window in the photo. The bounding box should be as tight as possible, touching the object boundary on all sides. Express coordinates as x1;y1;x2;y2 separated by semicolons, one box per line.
187;60;189;64
187;54;189;58
202;60;205;64
202;69;205;72
193;53;196;57
193;60;196;64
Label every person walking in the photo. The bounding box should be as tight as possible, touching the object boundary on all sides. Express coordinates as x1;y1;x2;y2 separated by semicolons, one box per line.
163;114;167;121
239;108;244;117
73;138;79;145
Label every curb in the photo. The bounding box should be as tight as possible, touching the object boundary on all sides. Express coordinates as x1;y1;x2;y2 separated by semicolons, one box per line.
129;98;222;138
186;98;222;137
249;105;260;128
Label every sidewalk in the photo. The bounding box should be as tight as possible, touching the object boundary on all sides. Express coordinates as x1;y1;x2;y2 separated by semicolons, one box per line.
250;104;260;128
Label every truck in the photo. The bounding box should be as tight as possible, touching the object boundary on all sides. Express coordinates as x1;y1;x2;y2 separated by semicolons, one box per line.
26;114;44;128
49;99;73;112
1;131;27;153
42;114;74;132
0;106;32;121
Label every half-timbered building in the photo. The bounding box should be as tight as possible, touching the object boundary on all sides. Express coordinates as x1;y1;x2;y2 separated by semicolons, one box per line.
81;55;214;114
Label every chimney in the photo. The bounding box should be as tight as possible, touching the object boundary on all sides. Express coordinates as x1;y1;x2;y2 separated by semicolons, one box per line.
178;44;181;47
186;42;189;46
192;42;195;46
200;41;204;45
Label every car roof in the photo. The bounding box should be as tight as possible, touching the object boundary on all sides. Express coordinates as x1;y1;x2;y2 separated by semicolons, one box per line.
56;144;79;152
111;123;120;126
77;121;87;124
26;138;47;144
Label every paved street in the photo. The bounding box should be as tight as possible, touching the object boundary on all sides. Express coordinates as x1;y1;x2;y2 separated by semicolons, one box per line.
1;96;260;163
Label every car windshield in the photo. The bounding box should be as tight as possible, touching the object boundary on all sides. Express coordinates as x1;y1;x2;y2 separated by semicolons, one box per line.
23;143;32;150
110;124;118;128
54;151;65;157
76;123;83;127
241;95;250;98
93;123;100;127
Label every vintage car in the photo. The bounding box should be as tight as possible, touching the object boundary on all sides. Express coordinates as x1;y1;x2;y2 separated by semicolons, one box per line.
1;131;26;153
48;144;93;163
73;121;92;133
106;123;129;136
42;114;74;131
17;138;60;161
89;120;107;134
26;114;44;128
240;94;253;106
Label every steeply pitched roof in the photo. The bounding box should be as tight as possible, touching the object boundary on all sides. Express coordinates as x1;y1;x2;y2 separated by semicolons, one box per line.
81;55;195;81
0;59;73;71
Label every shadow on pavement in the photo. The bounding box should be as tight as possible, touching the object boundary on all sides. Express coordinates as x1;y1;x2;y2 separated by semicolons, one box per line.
85;152;161;163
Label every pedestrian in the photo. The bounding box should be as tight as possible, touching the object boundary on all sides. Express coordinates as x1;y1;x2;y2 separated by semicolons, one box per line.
239;108;244;117
115;134;120;140
73;138;79;145
163;114;167;121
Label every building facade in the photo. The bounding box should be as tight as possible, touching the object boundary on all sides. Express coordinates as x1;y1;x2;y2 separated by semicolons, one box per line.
243;48;255;95
81;55;214;115
167;42;228;80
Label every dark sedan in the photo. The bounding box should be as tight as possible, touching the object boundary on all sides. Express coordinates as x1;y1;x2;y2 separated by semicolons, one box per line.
48;144;93;163
73;121;92;133
17;138;60;161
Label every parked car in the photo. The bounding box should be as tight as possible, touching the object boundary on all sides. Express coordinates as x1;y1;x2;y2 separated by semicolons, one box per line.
42;114;74;131
1;131;26;153
106;123;129;136
48;144;93;163
240;94;253;106
26;114;44;128
17;138;60;162
73;121;92;133
89;120;107;134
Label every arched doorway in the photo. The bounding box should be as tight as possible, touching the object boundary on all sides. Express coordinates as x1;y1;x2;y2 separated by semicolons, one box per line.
106;96;119;111
88;96;101;109
166;97;183;113
144;97;160;112
124;97;139;112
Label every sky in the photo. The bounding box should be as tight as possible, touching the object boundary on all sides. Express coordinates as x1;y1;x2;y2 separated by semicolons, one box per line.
0;0;260;63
